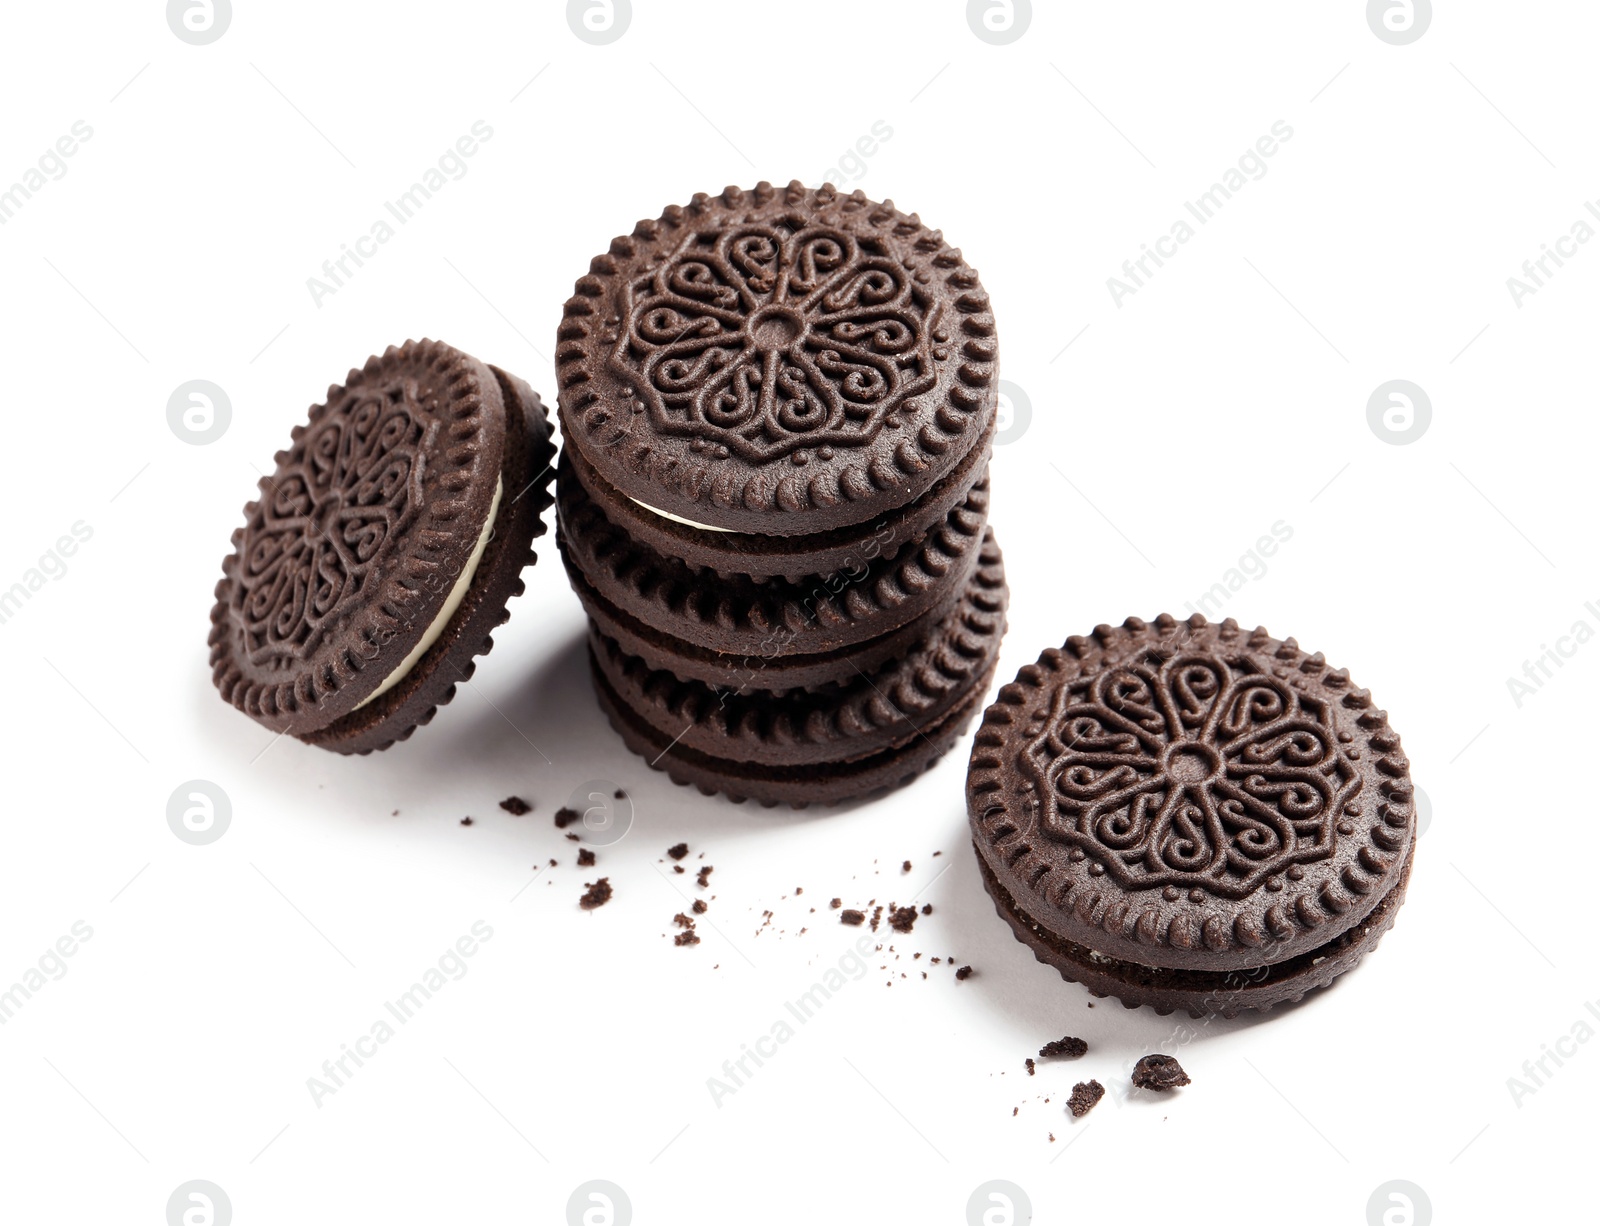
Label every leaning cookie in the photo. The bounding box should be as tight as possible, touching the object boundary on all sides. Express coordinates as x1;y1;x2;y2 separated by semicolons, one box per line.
208;339;555;754
967;615;1416;1017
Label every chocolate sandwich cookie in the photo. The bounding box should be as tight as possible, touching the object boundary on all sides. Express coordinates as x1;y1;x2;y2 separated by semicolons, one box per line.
967;615;1415;1017
554;180;999;551
209;339;555;754
557;450;989;665
561;427;992;584
573;527;990;695
591;529;1008;806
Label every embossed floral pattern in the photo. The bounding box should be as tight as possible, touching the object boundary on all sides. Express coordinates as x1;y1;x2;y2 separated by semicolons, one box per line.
1024;651;1359;898
609;223;939;461
233;379;435;662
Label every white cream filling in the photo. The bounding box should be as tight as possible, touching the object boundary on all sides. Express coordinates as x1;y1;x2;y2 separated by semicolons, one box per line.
355;476;503;709
629;496;737;534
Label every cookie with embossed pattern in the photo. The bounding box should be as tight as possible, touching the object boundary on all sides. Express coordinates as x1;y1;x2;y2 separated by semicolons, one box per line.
209;339;555;754
555;181;999;555
967;615;1416;1017
590;529;1008;806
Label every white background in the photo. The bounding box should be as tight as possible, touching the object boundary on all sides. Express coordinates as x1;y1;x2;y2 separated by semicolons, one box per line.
0;2;1592;1223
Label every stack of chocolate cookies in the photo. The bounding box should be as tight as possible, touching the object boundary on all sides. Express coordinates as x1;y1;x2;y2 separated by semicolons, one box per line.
554;182;1008;805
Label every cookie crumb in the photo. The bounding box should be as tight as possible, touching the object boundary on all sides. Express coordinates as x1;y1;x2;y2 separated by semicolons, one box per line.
869;905;883;931
667;842;689;860
955;965;974;981
887;906;918;934
902;860;912;873
613;788;626;800
673;912;695;929
829;898;842;909
499;796;532;816
1131;1054;1191;1091
1067;1080;1105;1117
692;899;708;914
839;909;866;926
459;816;473;826
920;904;933;915
1039;1036;1088;1060
696;865;714;888
554;807;580;829
577;848;596;867
674;929;701;946
1025;1058;1036;1076
578;878;612;910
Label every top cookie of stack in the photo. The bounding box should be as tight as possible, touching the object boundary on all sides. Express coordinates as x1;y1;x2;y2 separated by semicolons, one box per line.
556;180;997;578
555;182;1006;805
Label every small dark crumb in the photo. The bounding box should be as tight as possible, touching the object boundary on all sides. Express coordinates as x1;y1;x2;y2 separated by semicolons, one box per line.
902;860;912;873
1131;1054;1191;1091
930;957;941;964
1012;1107;1018;1117
672;912;694;929
673;865;685;874
955;965;974;981
674;929;701;946
578;878;612;910
1048;1132;1056;1142
692;899;708;914
921;904;933;915
499;796;532;816
869;905;883;932
829;898;842;909
577;848;596;867
1067;1080;1105;1117
565;833;580;842
1039;1036;1088;1060
887;906;918;934
548;858;557;867
839;909;866;926
391;809;399;816
932;850;942;857
459;816;473;826
554;806;580;828
613;788;626;800
696;865;714;888
668;842;689;860
1025;1058;1036;1076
